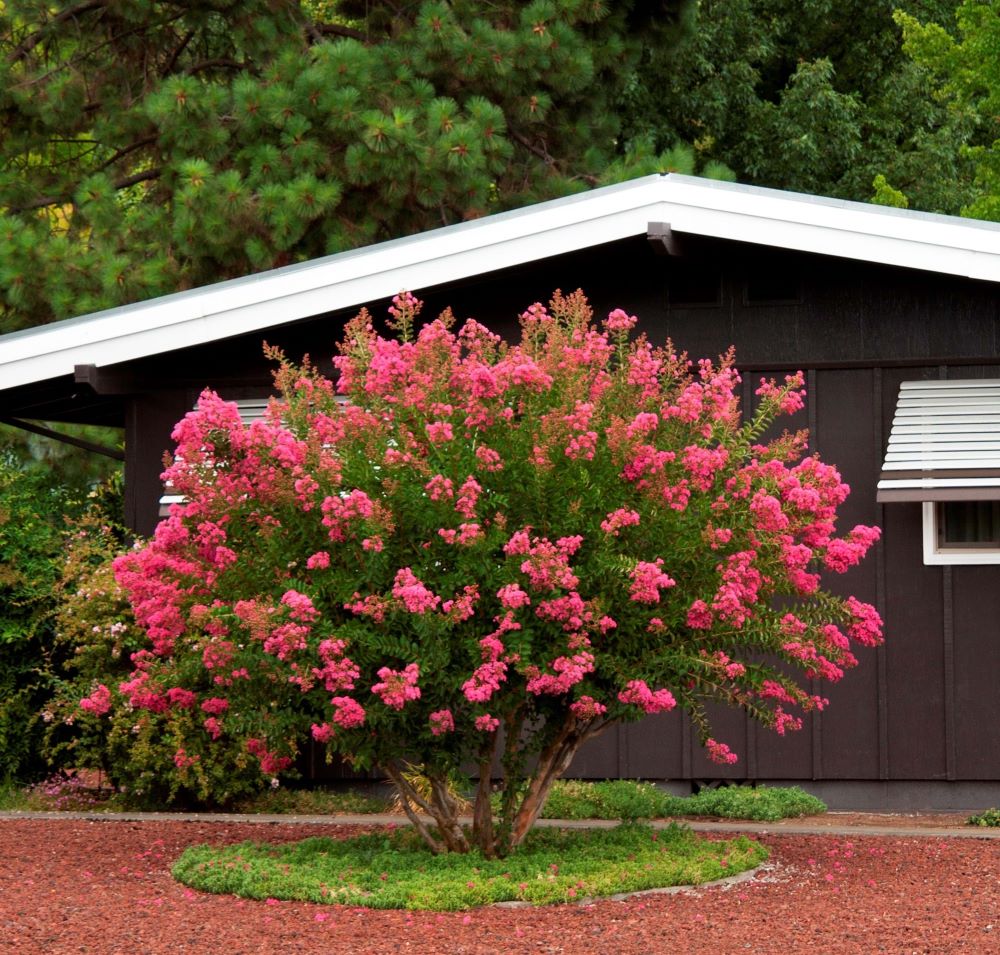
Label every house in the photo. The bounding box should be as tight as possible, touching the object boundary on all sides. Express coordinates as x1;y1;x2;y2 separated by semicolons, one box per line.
3;173;1000;810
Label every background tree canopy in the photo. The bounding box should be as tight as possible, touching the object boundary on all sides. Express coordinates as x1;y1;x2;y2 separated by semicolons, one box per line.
617;0;978;216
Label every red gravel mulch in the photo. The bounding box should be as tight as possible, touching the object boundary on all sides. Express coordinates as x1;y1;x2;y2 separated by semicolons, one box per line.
1;818;997;954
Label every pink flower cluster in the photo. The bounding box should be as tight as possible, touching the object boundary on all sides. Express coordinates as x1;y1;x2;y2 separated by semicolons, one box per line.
570;695;607;720
106;291;884;797
600;508;641;536
629;559;676;604
617;680;676;714
429;709;455;735
371;663;421;710
705;738;738;765
391;568;441;614
79;684;112;716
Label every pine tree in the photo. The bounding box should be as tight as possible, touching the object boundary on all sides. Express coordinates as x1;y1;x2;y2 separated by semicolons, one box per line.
0;0;698;332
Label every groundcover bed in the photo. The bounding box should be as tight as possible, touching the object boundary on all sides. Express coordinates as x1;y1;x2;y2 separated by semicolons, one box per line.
2;818;998;954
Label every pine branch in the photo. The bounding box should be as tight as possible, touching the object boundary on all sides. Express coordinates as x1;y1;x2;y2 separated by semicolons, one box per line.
8;1;107;63
161;29;195;77
94;136;157;174
316;22;369;42
10;167;161;213
183;57;245;75
509;128;556;166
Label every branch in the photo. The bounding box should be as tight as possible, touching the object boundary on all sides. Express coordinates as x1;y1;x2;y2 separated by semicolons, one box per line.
316;22;368;42
94;136;157;175
383;763;445;854
162;29;195;76
8;1;107;63
183;57;245;75
10;167;161;214
509;128;555;166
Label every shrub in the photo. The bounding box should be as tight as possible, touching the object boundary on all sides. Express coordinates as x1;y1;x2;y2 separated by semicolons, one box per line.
660;784;827;821
45;502;263;808
0;451;80;782
967;807;1000;827
90;291;881;856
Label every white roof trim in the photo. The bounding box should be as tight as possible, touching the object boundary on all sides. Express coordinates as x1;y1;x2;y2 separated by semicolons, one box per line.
5;173;1000;392
878;380;1000;502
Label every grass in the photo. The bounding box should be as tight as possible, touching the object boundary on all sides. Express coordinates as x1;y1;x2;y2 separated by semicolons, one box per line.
172;823;768;910
538;780;826;823
967;807;1000;827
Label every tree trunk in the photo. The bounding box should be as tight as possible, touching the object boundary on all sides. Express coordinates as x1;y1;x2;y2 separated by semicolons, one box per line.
471;755;496;858
383;762;469;854
504;715;609;855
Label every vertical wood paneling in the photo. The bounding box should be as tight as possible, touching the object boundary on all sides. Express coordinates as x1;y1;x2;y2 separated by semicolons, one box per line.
873;367;890;780
951;566;1000;778
812;368;881;779
937;366;958;782
881;367;948;779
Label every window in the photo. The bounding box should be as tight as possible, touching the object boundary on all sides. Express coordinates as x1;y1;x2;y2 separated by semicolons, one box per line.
878;379;1000;565
923;501;1000;565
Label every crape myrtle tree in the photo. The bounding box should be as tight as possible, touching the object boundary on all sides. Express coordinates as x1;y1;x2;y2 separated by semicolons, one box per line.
87;292;882;858
0;0;704;332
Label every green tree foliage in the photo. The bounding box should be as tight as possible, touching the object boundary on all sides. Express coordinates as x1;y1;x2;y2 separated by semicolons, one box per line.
895;0;1000;221
618;0;977;214
0;0;708;333
0;452;75;780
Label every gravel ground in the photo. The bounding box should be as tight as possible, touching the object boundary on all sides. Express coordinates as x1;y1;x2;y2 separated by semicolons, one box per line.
1;817;998;954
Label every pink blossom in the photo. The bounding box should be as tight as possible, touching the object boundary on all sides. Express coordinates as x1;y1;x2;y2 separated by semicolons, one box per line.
463;660;508;703
570;696;607;720
166;687;197;710
604;308;637;333
600;508;641;536
846;597;883;646
475;445;504;471
475;714;500;732
686;600;713;630
306;551;331;570
425;421;454;444
392;568;441;614
750;491;789;533
705;738;738;765
497;584;531;609
429;709;455;736
525;652;595;695
173;748;198;769
371;664;421;710
682;445;729;492
629;559;676;604
80;684;112;716
200;697;229;715
425;474;454;501
311;722;335;743
617;680;676;714
331;696;366;728
203;717;224;740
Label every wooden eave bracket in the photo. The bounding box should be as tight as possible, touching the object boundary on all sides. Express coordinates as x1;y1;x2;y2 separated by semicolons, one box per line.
647;222;685;257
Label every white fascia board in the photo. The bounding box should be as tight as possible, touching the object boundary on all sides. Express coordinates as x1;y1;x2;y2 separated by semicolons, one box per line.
654;179;1000;278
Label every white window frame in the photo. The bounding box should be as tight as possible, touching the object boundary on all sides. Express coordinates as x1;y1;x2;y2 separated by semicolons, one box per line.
921;501;1000;565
